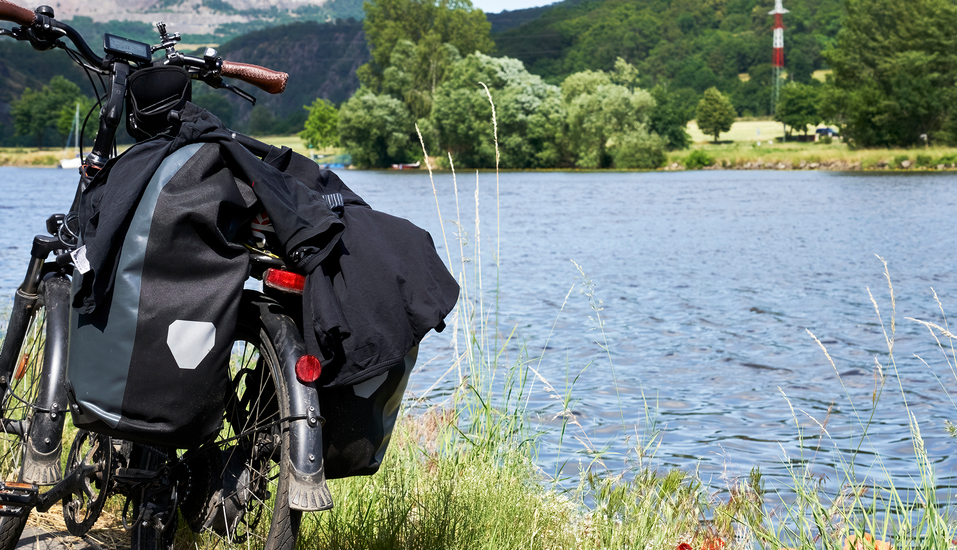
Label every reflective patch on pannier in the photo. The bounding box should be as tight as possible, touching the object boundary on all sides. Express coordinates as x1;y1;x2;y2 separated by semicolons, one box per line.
167;320;216;370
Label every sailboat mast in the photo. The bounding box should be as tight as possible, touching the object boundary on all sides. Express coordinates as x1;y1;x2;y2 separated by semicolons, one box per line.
73;103;80;155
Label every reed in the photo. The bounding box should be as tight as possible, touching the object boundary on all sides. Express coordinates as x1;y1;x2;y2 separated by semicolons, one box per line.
746;257;956;550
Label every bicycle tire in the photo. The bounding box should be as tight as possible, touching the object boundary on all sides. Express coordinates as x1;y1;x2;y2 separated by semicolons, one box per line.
0;278;66;550
133;297;302;550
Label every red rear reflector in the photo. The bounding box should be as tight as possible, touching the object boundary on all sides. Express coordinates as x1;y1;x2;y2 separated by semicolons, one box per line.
296;355;322;384
264;268;305;294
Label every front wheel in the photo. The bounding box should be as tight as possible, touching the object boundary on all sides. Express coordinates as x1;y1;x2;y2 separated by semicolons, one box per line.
0;276;71;550
137;298;302;550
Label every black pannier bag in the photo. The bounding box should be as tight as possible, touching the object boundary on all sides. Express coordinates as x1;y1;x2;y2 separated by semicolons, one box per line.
67;141;259;448
318;347;417;479
261;147;460;478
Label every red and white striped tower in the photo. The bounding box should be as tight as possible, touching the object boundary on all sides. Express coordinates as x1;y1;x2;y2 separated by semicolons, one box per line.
769;0;788;114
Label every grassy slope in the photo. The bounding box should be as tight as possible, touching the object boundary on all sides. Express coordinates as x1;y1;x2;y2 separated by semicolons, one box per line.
674;119;957;170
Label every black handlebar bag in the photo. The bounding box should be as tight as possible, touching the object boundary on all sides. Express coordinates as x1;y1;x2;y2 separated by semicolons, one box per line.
66;141;258;448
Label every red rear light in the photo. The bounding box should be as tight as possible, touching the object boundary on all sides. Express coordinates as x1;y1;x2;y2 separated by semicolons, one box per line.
296;355;322;384
264;268;306;294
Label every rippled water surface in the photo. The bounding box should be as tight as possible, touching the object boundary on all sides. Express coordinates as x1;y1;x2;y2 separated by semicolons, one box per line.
2;167;956;504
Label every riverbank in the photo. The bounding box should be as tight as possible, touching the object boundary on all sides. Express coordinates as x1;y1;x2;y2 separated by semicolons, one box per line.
666;140;957;171
0;149;64;167
6;128;957;172
0;136;330;168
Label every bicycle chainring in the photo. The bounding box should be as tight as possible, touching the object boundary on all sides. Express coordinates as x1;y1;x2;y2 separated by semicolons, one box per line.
63;430;113;536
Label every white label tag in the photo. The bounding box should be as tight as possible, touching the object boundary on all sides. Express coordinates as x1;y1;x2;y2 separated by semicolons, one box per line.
71;245;91;274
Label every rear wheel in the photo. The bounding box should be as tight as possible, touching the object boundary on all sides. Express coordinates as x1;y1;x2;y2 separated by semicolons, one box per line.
135;306;301;550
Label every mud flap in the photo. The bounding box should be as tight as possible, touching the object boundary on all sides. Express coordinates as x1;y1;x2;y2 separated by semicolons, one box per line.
250;294;333;512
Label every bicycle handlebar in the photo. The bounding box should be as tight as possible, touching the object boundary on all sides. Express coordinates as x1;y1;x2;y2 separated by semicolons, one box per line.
221;61;288;94
0;0;34;26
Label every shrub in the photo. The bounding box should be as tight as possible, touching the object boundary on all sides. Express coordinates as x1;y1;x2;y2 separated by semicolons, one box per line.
610;131;667;169
892;154;910;168
915;154;933;167
937;153;957;165
31;155;56;166
684;149;715;169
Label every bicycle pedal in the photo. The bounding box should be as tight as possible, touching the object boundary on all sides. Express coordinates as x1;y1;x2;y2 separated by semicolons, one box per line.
0;481;38;517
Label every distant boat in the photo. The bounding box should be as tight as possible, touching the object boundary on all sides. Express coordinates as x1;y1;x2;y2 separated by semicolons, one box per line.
59;104;82;170
390;161;420;170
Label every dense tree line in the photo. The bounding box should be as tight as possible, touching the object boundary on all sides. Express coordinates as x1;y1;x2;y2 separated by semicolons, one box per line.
326;0;690;168
823;0;957;147
11;76;99;149
493;0;843;118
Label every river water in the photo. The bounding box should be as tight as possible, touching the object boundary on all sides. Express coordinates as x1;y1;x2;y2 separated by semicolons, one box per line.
1;167;956;508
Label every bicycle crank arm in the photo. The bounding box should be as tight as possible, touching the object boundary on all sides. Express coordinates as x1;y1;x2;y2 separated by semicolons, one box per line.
34;462;102;513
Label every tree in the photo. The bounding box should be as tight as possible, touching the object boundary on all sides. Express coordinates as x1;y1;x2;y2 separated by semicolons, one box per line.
560;70;612;104
611;57;640;91
55;96;101;149
774;82;821;138
825;0;957;146
695;87;735;143
431;53;566;168
338;90;416;168
248;106;279;136
648;85;694;150
562;72;662;169
12;76;84;149
359;0;493;94
378;39;462;119
300;99;340;150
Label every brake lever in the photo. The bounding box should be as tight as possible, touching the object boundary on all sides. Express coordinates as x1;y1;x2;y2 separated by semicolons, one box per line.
0;26;28;40
217;82;257;105
198;75;258;105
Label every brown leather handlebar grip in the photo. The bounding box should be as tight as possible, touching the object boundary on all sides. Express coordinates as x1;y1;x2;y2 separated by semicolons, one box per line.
0;0;35;26
221;61;288;95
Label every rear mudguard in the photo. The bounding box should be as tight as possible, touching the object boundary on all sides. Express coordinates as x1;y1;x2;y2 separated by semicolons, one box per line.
246;292;333;512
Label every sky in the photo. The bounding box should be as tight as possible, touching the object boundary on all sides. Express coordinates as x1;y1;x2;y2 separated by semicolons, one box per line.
472;0;555;14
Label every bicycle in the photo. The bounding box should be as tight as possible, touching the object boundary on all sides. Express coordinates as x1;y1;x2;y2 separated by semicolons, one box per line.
0;2;336;548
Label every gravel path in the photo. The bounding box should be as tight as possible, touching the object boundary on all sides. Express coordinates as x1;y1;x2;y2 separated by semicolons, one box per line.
17;528;105;549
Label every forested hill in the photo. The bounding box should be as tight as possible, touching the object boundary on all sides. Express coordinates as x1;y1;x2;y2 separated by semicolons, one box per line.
0;19;368;142
214;19;368;116
493;0;843;116
484;0;588;33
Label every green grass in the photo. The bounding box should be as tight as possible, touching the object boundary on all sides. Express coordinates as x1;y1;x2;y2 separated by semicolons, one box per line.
249;134;341;159
669;140;957;171
688;119;792;144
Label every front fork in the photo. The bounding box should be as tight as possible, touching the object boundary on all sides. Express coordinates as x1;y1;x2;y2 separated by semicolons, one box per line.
0;234;72;485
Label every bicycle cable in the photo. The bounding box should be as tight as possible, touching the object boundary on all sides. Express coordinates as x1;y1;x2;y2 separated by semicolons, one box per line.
57;211;79;249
